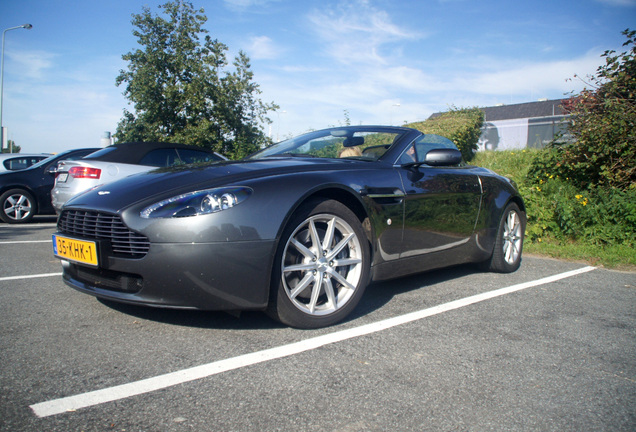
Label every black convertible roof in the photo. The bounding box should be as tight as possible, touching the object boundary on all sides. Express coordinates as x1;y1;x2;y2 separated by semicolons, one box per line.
83;142;214;164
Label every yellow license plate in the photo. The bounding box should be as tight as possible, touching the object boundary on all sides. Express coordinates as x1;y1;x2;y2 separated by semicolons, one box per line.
52;234;98;266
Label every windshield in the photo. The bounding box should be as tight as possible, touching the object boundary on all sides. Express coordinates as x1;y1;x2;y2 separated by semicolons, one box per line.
249;127;405;162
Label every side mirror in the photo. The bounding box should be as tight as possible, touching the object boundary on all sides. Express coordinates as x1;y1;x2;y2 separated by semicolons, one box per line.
424;149;462;166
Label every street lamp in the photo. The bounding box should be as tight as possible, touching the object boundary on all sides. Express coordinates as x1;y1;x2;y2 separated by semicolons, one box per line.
1;23;33;152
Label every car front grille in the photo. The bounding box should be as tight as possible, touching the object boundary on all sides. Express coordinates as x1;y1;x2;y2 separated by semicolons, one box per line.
58;210;150;258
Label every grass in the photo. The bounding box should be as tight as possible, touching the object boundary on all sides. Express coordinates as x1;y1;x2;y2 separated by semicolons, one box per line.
471;150;636;271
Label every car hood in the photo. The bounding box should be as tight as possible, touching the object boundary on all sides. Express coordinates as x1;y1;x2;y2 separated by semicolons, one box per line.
63;157;370;212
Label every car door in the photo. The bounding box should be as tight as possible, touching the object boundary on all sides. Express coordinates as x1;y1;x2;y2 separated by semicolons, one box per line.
397;136;481;258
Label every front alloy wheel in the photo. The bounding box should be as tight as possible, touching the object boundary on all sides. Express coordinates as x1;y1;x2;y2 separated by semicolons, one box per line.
269;199;370;328
283;213;363;315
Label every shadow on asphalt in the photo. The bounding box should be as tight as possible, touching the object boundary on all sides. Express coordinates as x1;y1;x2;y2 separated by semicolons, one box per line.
0;215;57;226
351;264;479;320
0;216;58;240
97;264;480;331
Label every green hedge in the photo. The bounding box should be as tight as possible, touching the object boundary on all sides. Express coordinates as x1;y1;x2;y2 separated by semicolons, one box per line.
473;149;636;249
406;107;484;161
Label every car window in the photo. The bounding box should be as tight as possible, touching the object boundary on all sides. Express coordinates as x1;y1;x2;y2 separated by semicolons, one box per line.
3;158;24;170
3;156;45;170
398;134;458;164
176;149;218;164
139;149;179;167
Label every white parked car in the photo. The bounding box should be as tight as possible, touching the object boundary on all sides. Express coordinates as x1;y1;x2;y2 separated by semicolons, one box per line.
51;142;226;213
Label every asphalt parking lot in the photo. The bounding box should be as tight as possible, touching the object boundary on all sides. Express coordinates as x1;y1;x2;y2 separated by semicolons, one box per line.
1;217;635;432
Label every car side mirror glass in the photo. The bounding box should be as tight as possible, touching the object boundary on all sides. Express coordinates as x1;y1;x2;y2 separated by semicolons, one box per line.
424;149;462;166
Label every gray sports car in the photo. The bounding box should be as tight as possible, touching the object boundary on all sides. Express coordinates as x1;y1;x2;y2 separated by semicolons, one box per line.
53;126;525;328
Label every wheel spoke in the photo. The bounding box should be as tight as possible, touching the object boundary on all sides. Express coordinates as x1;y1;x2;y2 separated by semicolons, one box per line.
284;262;316;273
333;257;362;268
308;219;322;256
506;212;518;236
322;277;337;310
308;275;323;313
321;217;336;252
326;233;354;260
289;273;314;299
503;240;512;262
330;270;356;291
290;237;315;260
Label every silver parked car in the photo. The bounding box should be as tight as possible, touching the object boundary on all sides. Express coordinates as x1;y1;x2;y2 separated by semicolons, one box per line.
51;142;226;212
0;153;51;172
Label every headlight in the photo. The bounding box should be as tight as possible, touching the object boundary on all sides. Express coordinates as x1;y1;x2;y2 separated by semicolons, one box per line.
140;187;252;219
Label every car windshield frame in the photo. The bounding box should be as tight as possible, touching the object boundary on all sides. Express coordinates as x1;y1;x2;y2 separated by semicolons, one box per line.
248;127;411;163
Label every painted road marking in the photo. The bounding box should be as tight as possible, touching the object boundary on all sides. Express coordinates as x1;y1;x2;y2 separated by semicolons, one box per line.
0;223;56;228
30;266;597;418
0;240;52;244
0;272;62;282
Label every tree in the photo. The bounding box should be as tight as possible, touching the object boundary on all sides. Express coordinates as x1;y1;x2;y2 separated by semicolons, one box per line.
529;29;635;191
115;1;278;159
1;141;21;153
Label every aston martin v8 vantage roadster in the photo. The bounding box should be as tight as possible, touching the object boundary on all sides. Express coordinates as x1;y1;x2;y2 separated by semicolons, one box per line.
53;126;525;328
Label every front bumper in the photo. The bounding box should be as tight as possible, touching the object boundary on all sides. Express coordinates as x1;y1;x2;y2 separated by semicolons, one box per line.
60;239;277;311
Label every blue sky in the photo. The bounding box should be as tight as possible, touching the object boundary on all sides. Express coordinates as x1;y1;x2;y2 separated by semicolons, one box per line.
1;0;634;153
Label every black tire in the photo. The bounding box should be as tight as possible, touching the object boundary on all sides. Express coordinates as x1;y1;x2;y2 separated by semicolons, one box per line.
267;199;370;329
484;202;525;273
0;189;37;224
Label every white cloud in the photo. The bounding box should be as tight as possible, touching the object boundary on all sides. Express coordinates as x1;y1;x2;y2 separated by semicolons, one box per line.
2;51;127;153
223;0;282;11
307;0;423;65
257;45;608;138
448;50;605;97
246;36;281;60
6;49;55;81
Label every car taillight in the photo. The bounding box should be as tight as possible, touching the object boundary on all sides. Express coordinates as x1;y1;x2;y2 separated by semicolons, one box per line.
69;166;101;179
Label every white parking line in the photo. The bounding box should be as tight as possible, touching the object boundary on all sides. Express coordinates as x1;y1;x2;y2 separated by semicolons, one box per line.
0;240;52;244
30;266;596;418
0;223;56;228
0;272;62;282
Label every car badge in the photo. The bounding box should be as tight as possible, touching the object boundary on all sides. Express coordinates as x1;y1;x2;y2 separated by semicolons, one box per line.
98;191;111;195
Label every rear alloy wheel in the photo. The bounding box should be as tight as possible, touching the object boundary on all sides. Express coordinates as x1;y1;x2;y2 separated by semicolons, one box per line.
269;199;370;328
486;202;525;273
0;189;36;224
